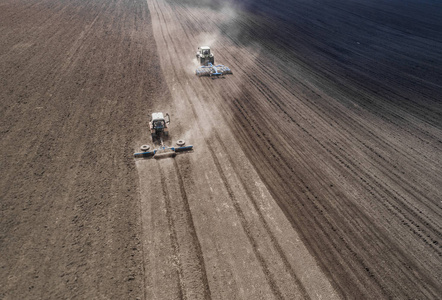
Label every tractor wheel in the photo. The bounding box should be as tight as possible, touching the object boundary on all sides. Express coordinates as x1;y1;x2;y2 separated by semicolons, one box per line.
140;145;150;152
176;140;185;146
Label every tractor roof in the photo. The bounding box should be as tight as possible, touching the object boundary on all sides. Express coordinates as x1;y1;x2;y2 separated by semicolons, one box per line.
200;46;210;50
152;112;164;121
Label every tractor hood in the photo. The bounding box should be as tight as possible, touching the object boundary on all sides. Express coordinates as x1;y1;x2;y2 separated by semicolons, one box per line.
151;112;164;121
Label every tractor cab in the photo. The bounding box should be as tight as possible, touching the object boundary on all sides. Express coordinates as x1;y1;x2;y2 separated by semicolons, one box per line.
198;46;210;55
200;46;210;56
152;119;165;129
196;46;214;66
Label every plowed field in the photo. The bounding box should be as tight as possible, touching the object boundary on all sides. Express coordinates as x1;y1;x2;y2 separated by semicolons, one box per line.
1;0;441;299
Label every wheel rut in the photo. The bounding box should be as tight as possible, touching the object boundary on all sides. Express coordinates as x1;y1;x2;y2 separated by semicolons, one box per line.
158;162;186;299
173;158;213;300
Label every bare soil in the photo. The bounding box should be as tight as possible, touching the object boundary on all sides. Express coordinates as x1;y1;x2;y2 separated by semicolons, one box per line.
1;0;441;299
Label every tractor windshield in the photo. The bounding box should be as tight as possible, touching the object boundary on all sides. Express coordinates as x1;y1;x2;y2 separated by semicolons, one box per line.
203;49;209;55
153;120;165;128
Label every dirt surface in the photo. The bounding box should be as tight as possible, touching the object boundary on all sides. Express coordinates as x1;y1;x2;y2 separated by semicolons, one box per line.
1;0;442;299
1;0;158;298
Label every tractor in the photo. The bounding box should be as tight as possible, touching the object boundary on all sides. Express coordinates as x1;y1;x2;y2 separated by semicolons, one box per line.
196;46;215;66
195;46;232;78
150;112;170;142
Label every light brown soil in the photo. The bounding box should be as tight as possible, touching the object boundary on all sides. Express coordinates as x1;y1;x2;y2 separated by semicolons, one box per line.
1;0;441;299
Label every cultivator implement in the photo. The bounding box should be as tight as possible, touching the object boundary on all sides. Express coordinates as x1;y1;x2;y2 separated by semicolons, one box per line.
134;143;193;159
196;63;232;78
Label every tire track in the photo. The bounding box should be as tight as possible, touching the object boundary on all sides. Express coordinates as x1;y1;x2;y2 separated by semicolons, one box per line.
158;162;186;300
173;158;212;300
204;137;285;300
136;168;148;300
211;129;311;300
153;158;213;300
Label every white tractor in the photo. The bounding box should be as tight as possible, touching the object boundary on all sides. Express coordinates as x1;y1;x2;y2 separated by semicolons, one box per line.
196;46;215;66
195;46;232;78
149;112;170;142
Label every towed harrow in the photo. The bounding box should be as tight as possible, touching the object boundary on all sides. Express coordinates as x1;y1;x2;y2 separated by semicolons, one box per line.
134;140;193;159
196;63;232;78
